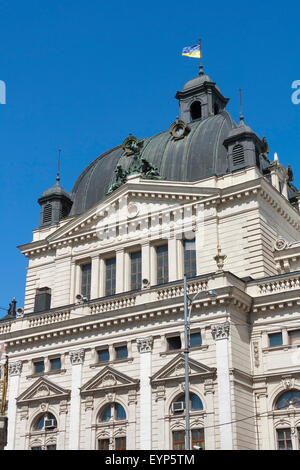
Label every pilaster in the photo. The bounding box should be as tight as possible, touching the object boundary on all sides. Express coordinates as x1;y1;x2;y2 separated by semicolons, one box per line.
6;360;22;450
211;322;233;450
68;349;84;450
137;336;153;450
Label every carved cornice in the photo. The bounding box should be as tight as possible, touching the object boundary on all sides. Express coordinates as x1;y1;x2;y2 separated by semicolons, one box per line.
136;336;153;353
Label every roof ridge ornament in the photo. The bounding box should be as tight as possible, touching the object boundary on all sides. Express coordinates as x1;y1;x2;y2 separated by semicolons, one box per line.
239;88;245;125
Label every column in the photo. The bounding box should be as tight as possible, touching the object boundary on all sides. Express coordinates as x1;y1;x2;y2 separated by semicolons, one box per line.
211;322;233;450
141;242;151;287
137;337;153;450
75;264;81;298
5;361;22;450
90;256;100;299
150;246;157;286
70;261;76;303
116;249;124;294
99;258;106;297
168;238;178;282
69;349;84;450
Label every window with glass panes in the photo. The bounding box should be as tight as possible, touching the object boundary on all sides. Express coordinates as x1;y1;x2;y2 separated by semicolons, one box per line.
172;430;185;450
81;263;91;299
98;439;109;450
106;258;116;296
50;358;61;371
115;345;128;359
34;360;44;374
269;332;283;347
130;252;142;290
157;245;168;285
98;348;110;363
191;429;205;450
190;332;202;348
277;428;292;450
184;239;196;279
115;437;126;450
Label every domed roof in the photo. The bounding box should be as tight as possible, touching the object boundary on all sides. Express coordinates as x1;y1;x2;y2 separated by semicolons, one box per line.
70;110;237;216
183;74;221;93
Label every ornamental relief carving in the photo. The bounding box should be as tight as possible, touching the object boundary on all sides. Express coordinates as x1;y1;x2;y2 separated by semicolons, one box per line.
99;373;117;388
136;337;153;353
281;376;295;390
211;322;230;340
35;385;50;398
8;360;22;376
274;237;292;251
69;349;84;365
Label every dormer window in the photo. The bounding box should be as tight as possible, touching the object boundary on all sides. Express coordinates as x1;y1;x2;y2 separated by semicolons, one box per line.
190;101;202;121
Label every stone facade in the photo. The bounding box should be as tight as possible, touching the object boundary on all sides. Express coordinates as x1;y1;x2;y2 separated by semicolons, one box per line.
2;72;300;451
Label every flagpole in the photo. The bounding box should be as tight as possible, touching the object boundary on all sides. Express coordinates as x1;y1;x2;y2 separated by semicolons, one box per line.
199;38;203;76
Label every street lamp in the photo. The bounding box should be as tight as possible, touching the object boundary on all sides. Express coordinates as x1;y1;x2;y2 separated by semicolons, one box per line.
183;275;217;450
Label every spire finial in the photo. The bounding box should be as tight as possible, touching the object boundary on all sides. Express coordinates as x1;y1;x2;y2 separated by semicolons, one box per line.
239;88;244;125
56;149;61;184
198;38;204;76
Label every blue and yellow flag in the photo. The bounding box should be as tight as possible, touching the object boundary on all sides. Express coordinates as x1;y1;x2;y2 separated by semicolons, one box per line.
182;44;201;58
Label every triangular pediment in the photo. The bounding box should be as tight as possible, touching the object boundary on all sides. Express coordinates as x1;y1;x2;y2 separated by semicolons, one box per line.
151;353;216;384
17;376;70;404
45;179;219;245
80;365;139;395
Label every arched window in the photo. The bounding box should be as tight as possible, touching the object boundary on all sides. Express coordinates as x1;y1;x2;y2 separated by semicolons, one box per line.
33;412;57;431
190;101;202;121
170;393;205;450
43;203;52;224
232;144;245;167
29;412;58;450
275;390;300;410
99;403;126;421
171;393;203;413
97;402;127;450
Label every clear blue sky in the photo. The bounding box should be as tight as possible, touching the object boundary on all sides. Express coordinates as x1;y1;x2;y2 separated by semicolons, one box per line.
0;0;299;317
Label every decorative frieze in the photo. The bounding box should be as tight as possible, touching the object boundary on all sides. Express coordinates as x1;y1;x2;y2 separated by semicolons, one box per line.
211;322;230;341
8;361;22;376
137;336;153;353
69;349;84;365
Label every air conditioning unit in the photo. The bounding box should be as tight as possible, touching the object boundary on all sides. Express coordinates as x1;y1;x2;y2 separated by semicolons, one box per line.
44;419;56;429
172;401;185;413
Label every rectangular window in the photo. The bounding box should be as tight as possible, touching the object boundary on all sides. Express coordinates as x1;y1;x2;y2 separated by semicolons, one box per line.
50;358;61;371
98;349;110;363
191;429;205;450
190;332;202;348
288;330;300;345
184;239;196;279
157;245;168;285
34;360;45;374
172;430;185;450
31;447;42;450
81;263;91;300
277;428;292;450
106;258;116;296
115;345;128;359
131;252;142;291
167;336;181;351
115;437;126;450
269;332;283;347
46;445;56;450
98;439;109;450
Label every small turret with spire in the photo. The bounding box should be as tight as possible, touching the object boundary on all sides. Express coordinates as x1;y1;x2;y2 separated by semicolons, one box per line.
38;150;73;228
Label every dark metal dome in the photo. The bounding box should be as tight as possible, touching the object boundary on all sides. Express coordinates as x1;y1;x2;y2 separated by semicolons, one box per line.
70;110;237;216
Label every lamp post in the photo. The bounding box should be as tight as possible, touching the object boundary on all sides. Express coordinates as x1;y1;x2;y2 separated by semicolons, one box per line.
184;275;217;450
